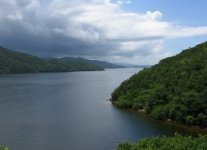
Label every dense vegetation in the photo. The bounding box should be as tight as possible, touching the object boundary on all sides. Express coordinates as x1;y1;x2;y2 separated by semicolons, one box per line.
0;47;104;73
111;42;207;127
116;134;207;150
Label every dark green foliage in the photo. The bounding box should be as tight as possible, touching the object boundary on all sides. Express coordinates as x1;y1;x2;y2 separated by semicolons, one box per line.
0;47;104;74
116;134;207;150
111;42;207;127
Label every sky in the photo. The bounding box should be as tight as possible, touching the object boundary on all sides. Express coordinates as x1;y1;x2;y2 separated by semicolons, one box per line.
0;0;207;65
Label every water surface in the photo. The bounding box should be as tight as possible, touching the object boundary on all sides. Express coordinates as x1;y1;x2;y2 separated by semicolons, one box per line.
0;69;203;150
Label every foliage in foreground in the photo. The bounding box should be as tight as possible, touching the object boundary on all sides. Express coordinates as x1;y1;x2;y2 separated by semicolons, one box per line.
111;42;207;127
0;146;8;150
116;134;207;150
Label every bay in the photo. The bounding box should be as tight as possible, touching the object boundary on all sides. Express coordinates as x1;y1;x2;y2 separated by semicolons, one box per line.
0;69;202;150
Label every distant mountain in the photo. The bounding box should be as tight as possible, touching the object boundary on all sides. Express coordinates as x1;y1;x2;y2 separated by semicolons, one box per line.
114;62;151;68
61;57;125;68
111;41;207;128
0;47;104;74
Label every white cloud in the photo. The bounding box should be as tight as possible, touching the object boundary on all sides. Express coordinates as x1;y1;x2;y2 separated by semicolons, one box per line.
146;11;163;20
0;0;207;64
116;0;131;5
169;26;207;38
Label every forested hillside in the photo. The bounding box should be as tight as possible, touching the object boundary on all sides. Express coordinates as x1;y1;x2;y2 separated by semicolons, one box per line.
0;47;104;73
111;42;207;127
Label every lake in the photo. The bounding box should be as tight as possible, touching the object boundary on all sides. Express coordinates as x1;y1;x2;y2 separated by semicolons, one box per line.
0;68;203;150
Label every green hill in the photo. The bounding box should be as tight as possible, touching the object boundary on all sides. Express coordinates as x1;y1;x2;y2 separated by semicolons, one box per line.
0;47;104;73
111;42;207;128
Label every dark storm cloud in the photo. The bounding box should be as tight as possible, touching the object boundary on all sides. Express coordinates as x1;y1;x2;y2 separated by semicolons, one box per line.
0;0;164;58
1;0;207;64
0;0;117;57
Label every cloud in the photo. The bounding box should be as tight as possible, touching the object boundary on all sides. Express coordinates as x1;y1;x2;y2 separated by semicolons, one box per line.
169;26;207;38
0;0;207;64
116;0;131;5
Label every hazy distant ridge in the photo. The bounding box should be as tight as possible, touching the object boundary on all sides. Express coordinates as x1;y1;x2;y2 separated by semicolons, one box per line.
61;57;125;69
0;47;104;73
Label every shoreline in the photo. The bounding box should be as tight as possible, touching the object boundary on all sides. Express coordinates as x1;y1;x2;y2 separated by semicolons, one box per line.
110;99;207;135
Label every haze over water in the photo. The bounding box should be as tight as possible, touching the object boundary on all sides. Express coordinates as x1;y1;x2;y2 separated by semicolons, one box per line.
0;69;197;150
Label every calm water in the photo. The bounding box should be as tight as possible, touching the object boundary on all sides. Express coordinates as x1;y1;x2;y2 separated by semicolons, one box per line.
0;68;203;150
